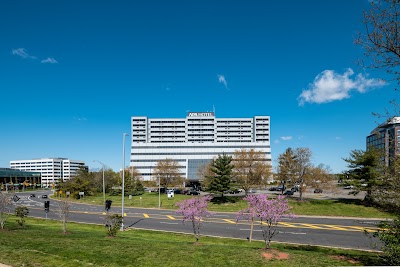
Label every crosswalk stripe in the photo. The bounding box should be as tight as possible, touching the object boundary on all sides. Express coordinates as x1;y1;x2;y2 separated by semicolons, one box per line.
166;215;176;220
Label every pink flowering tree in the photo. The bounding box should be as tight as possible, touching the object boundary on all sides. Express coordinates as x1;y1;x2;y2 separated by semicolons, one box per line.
236;194;293;249
176;195;213;243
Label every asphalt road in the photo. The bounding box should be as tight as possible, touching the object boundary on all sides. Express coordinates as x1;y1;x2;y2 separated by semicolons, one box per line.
11;191;385;251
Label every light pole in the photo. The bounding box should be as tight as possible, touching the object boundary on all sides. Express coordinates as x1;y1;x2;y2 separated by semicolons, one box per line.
121;133;128;231
158;175;161;208
93;160;106;204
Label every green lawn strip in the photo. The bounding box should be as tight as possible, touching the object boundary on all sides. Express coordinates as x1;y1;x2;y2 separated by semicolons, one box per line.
288;199;395;218
0;217;382;267
63;193;395;218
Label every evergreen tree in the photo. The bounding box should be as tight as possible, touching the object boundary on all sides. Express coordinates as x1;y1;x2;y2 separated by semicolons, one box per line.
207;154;233;196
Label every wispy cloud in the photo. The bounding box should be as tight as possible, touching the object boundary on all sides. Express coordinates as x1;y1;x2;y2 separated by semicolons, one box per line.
335;136;342;140
298;68;386;105
11;48;36;59
217;74;228;88
74;116;87;121
41;57;58;64
280;136;293;141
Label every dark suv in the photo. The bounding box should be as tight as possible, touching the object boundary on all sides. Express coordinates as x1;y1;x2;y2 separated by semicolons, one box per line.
187;190;200;195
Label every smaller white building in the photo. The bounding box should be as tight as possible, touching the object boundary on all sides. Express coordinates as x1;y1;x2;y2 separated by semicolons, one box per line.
10;158;87;187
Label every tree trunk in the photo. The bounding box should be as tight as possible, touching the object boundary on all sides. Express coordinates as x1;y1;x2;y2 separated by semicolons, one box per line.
249;217;254;242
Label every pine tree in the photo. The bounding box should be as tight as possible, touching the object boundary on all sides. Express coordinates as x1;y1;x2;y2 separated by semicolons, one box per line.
207;154;233;196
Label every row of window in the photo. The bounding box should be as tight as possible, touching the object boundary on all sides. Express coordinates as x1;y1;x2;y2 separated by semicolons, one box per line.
150;120;185;124
151;126;185;128
131;159;187;162
131;152;271;155
131;145;270;149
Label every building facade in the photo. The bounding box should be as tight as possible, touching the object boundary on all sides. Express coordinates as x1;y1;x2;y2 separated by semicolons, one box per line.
366;117;400;166
10;158;87;187
130;112;271;181
0;168;41;190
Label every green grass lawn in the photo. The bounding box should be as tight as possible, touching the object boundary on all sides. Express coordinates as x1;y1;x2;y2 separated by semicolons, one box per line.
64;192;395;218
0;217;383;267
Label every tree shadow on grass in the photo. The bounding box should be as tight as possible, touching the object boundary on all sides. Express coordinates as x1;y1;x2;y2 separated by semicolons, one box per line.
278;244;383;266
210;196;241;204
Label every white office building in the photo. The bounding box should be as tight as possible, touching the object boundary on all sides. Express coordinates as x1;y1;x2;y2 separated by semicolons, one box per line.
10;158;87;187
130;112;271;181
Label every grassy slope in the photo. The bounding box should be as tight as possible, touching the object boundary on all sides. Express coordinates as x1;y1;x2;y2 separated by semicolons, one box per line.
0;217;382;267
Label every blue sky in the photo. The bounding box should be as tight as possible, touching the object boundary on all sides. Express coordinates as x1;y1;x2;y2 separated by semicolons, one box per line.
0;0;397;173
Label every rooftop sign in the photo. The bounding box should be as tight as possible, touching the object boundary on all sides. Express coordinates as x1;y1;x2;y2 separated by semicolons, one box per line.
187;112;215;117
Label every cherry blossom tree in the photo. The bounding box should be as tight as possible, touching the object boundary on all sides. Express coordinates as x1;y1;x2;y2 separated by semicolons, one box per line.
237;194;293;249
175;195;213;243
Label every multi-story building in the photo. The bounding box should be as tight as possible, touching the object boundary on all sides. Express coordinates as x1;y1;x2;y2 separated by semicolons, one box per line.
130;112;271;181
366;116;400;166
10;158;87;187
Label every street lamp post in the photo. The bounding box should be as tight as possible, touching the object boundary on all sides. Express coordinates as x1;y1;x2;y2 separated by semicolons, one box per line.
158;175;161;208
93;160;106;204
121;133;128;230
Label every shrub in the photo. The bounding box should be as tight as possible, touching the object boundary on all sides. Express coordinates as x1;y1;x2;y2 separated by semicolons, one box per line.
15;206;29;227
105;214;123;237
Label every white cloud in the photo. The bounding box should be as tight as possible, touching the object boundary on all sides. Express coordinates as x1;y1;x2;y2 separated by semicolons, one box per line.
11;48;36;59
280;136;293;141
41;57;58;64
217;74;228;88
298;68;386;105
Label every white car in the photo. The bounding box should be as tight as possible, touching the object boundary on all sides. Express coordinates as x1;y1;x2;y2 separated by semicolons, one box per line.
343;185;354;189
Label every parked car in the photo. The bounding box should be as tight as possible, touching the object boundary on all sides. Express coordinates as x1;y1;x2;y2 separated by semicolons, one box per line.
290;187;299;192
314;188;323;193
269;187;277;191
344;185;354;189
173;189;182;194
41;195;48;198
30;194;36;198
283;190;294;196
276;185;286;191
187;190;200;195
248;189;257;194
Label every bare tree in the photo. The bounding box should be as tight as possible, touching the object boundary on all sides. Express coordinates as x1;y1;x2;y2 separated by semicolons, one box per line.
356;0;400;84
294;148;313;201
154;159;184;188
0;192;13;229
276;148;298;193
306;164;338;194
55;198;71;234
197;161;214;189
233;149;272;194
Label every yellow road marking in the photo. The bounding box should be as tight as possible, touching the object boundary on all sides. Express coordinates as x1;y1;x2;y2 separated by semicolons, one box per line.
143;213;149;218
102;212;106;215
278;222;296;227
223;219;236;224
321;225;349;231
166;215;176;220
299;223;323;229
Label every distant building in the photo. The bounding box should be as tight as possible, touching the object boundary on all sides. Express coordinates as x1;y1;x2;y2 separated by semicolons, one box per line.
10;158;87;187
0;168;41;190
366;117;400;166
130;112;271;181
